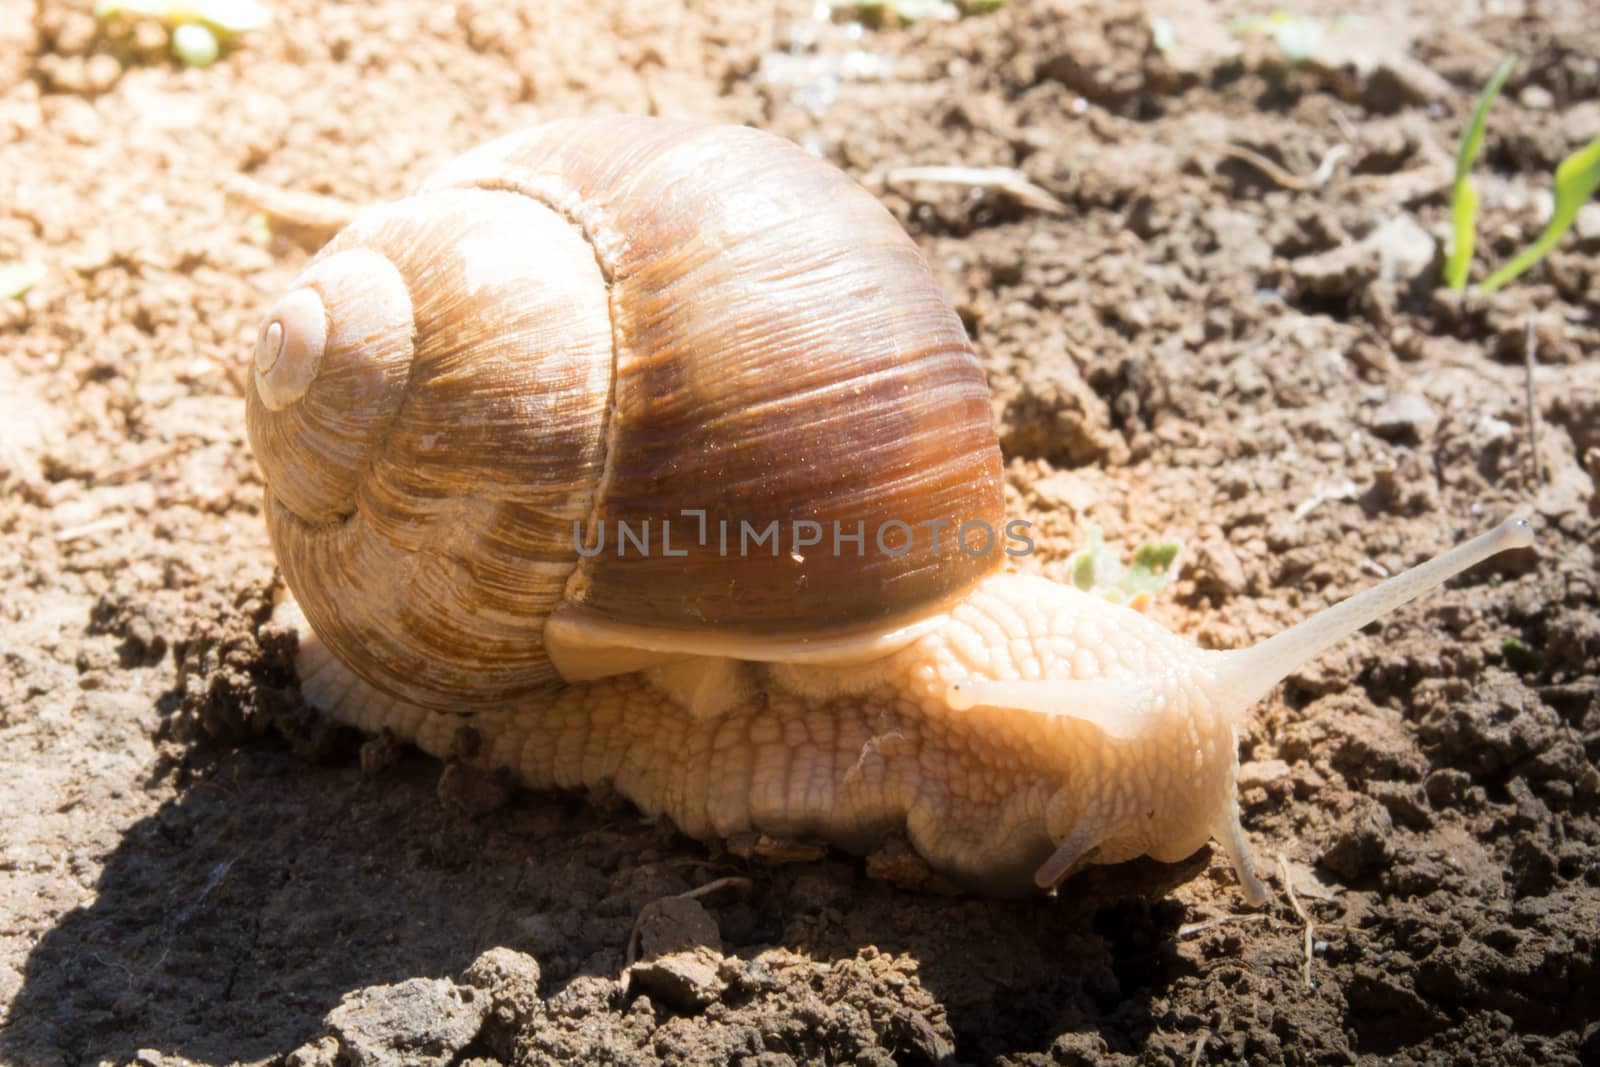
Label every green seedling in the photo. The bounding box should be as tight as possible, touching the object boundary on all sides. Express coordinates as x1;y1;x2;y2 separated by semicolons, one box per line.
1500;636;1543;673
1232;11;1326;62
834;0;1000;24
171;22;219;66
94;0;269;36
1066;525;1183;610
0;261;43;300
1446;57;1600;292
1480;136;1600;292
1231;12;1363;62
94;0;268;66
1149;15;1176;54
1444;55;1516;291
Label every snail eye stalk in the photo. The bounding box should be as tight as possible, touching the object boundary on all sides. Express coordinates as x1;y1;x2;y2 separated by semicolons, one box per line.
1210;517;1535;722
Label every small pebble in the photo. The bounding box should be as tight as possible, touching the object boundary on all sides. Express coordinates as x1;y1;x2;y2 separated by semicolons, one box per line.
1518;84;1554;109
628;947;726;1012
1368;392;1438;443
1574;203;1600;245
1237;759;1291;791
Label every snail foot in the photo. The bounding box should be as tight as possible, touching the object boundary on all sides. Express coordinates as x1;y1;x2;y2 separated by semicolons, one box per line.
723;831;829;866
272;593;429;741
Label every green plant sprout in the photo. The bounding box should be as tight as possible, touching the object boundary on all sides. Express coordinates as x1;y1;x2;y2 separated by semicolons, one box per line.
93;0;269;67
835;0;1003;23
1500;636;1544;673
1444;55;1516;290
1149;15;1176;54
1232;11;1326;62
1446;55;1600;292
0;261;43;300
1065;525;1183;610
1480;137;1600;292
170;21;219;66
1230;12;1363;63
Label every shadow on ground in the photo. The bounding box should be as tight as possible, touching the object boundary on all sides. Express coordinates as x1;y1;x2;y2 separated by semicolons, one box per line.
2;737;1202;1065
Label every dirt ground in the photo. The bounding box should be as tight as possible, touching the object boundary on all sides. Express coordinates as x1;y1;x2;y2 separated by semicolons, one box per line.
2;0;1597;1063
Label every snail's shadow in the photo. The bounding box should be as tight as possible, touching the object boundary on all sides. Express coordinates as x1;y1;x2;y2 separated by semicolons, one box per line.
1;737;1202;1065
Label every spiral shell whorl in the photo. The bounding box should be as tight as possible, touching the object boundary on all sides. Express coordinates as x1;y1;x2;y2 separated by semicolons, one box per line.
254;188;613;710
424;117;1005;637
246;249;413;525
252;287;325;411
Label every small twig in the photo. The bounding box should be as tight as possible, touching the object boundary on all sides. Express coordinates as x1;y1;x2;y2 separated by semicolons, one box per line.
1277;852;1306;922
174;856;239;925
1289;479;1360;523
1303;917;1316;991
225;173;362;248
1523;316;1544;488
54;516;128;543
1176;912;1271;938
198;346;247;396
155;852;244;973
865;165;1068;215
1276;853;1315;991
1330;107;1361;147
1307;143;1351;187
1216;143;1349;192
91;436;208;487
1189;1031;1208;1067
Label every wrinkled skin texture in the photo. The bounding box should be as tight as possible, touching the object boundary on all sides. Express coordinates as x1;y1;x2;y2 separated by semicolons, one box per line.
286;571;1245;897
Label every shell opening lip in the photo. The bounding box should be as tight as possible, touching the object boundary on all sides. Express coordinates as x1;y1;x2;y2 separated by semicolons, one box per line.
252;286;329;412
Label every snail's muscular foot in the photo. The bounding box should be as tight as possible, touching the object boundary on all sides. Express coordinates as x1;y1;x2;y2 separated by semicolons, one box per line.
272;594;1075;894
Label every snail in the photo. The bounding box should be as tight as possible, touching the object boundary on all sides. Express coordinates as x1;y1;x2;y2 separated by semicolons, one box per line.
246;116;1534;903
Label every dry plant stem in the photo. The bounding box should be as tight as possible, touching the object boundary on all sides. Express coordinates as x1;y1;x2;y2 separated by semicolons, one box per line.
92;437;206;487
1304;920;1315;990
197;347;247;396
1215;143;1348;191
54;516;128;543
1524;316;1544;487
1277;853;1314;992
867;165;1068;215
1176;913;1271;938
225;174;362;245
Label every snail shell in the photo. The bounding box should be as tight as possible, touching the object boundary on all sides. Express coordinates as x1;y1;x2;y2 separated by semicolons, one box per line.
249;117;1003;712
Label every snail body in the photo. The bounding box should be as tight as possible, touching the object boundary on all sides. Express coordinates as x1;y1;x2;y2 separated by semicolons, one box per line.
248;117;1533;901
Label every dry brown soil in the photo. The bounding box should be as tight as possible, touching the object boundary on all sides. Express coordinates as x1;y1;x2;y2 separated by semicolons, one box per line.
2;1;1598;1064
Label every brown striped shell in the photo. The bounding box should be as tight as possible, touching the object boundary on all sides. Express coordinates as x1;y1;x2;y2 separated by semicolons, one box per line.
246;117;1005;712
